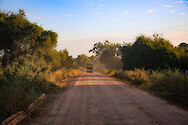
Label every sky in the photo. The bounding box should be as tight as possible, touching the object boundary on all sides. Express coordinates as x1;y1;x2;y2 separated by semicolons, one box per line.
0;0;188;57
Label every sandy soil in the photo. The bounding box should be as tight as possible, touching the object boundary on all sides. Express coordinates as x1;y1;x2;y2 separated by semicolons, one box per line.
25;72;188;125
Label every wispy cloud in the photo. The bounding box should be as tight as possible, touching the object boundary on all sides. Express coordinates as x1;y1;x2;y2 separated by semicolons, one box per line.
25;12;31;16
99;4;104;7
34;16;42;20
171;10;175;13
176;27;188;30
174;1;184;3
186;1;188;3
67;14;72;17
91;12;98;15
123;11;129;14
162;4;172;7
93;7;100;10
147;10;154;13
112;18;117;21
85;3;94;5
177;13;184;15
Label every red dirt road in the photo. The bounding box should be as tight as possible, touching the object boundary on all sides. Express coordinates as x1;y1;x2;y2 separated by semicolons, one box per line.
26;72;188;125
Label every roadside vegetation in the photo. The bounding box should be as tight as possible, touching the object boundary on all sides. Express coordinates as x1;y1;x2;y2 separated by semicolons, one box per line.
0;10;82;122
101;69;188;109
91;34;188;110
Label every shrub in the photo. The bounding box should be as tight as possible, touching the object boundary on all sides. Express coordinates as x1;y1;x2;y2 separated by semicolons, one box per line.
0;54;54;122
47;68;82;87
113;69;150;85
146;70;188;106
127;69;150;85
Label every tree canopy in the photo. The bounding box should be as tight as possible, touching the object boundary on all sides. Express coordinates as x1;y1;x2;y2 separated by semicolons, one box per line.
0;9;76;70
120;34;188;70
89;41;122;69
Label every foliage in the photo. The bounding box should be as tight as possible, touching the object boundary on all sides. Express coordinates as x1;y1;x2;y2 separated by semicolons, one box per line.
0;9;58;66
89;41;121;56
89;41;122;69
47;68;82;87
0;54;81;122
0;9;81;122
44;49;76;70
144;70;188;106
0;54;53;121
76;54;91;67
75;54;96;68
101;68;188;109
103;68;150;85
120;34;188;70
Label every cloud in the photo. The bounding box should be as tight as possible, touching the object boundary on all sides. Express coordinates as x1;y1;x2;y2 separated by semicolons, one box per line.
171;10;175;13
177;13;184;15
91;12;98;15
186;1;188;3
25;12;31;16
162;4;172;7
34;16;42;20
176;27;188;30
174;1;184;3
67;14;72;17
112;18;117;21
147;10;154;13
93;7;100;10
99;4;104;7
85;3;94;5
123;11;129;14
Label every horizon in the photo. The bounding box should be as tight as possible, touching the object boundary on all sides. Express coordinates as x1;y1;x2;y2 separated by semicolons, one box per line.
1;0;188;57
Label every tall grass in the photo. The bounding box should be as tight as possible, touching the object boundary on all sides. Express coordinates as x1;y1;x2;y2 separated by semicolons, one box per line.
102;68;188;109
47;68;82;87
143;70;188;107
0;54;82;122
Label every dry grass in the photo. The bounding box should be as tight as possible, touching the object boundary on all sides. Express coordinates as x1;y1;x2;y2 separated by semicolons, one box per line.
47;68;82;87
101;68;188;109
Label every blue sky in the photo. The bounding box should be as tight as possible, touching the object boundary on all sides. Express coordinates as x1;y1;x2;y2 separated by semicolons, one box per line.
1;0;188;57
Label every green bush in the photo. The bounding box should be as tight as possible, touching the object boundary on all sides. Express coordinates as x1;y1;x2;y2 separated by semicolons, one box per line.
145;70;188;106
0;54;55;122
101;68;188;108
127;69;150;85
111;69;150;85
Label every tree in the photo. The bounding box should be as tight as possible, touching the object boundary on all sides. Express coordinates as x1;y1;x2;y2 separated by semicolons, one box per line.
76;54;91;67
120;34;187;70
0;9;58;66
89;41;122;69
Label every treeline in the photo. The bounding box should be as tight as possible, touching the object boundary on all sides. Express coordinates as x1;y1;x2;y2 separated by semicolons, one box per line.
121;34;188;71
91;35;188;109
0;9;80;121
89;41;123;69
90;34;187;71
0;9;75;70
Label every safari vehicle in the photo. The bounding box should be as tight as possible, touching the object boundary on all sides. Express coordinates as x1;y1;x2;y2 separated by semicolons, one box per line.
86;64;93;73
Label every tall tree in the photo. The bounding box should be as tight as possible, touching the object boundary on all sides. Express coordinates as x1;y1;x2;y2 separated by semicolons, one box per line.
121;34;187;70
89;41;122;69
0;9;58;66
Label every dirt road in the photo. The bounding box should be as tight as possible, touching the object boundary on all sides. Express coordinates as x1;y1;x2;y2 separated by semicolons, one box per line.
26;72;188;125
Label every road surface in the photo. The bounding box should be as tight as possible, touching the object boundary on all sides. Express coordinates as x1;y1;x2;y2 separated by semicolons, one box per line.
26;72;188;125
